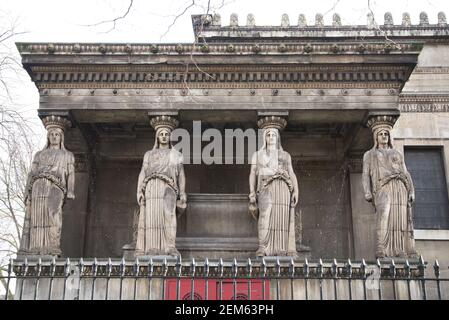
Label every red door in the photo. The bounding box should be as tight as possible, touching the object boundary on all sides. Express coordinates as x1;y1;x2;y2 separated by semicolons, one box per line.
165;279;270;300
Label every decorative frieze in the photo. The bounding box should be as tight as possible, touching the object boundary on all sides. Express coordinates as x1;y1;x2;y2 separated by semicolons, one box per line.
400;95;449;112
400;103;449;112
28;64;409;89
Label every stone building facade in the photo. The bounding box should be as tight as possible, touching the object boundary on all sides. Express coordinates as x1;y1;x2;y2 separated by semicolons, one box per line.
12;12;449;299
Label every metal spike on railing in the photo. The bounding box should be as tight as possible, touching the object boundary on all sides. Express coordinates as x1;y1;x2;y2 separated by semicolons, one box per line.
107;258;112;277
162;258;168;277
120;257;126;277
64;258;70;277
418;255;426;276
275;257;281;277
93;258;98;277
190;258;196;277
434;260;440;278
8;257;12;275
36;257;42;277
5;258;13;300
247;258;252;277
176;255;182;277
346;258;353;277
288;257;295;277
22;257;29;276
361;259;367;278
317;258;324;277
218;258;224;277
204;258;210;277
331;258;338;277
404;259;411;278
261;257;267;277
148;258;154;277
232;258;238;278
303;258;309;278
78;258;84;276
134;257;140;276
389;259;396;277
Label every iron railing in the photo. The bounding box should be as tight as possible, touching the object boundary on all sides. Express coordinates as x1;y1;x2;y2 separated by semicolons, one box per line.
1;256;448;300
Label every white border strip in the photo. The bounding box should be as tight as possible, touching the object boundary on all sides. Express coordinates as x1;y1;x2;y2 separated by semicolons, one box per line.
414;229;449;240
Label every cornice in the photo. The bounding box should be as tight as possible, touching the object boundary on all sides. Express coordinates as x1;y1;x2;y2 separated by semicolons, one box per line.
16;41;422;56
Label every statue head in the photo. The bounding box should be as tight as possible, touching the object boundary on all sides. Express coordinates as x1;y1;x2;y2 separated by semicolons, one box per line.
375;128;391;148
47;127;64;149
42;115;70;150
157;128;171;147
149;115;179;150
262;128;283;151
153;127;173;149
367;115;397;150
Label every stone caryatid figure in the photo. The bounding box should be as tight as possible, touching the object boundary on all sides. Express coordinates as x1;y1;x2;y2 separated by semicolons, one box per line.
362;115;418;259
249;116;299;257
135;115;186;256
19;115;75;257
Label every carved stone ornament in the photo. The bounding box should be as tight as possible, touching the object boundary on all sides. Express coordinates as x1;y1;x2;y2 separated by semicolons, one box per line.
362;115;418;259
384;12;394;26
438;12;447;26
315;13;324;27
212;13;221;26
367;13;376;29
257;116;287;131
149;115;179;131
230;13;239;27
298;14;307;28
18;115;75;257
332;13;342;27
402;12;411;27
247;14;256;27
281;14;290;28
419;11;429;26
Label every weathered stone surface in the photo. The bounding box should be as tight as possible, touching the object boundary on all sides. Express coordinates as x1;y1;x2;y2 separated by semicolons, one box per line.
363;115;418;258
19;116;75;257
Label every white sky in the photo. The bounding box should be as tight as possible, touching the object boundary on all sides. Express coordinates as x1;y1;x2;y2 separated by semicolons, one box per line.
3;0;449;43
1;0;449;128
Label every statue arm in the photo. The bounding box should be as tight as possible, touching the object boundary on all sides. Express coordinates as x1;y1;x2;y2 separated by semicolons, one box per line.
362;152;373;202
249;153;257;203
66;153;75;199
287;154;299;206
137;153;148;205
178;163;186;202
401;154;415;202
24;152;40;203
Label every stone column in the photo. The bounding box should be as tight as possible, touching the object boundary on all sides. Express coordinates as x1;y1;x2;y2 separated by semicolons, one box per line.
348;155;376;259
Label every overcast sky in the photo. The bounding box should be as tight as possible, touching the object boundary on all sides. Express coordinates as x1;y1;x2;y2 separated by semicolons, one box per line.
1;0;449;129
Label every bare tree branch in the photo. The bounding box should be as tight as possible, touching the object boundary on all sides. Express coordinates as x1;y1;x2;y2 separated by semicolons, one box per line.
82;0;134;33
367;0;401;49
159;0;197;40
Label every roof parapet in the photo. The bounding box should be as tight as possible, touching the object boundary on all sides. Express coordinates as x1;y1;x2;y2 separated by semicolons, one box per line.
192;12;449;41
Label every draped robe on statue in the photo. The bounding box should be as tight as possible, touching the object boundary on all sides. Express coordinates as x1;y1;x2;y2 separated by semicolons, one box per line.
20;148;75;256
251;131;297;256
136;148;183;256
363;146;417;258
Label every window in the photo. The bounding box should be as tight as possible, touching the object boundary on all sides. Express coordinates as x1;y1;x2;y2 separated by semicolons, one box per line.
404;147;449;229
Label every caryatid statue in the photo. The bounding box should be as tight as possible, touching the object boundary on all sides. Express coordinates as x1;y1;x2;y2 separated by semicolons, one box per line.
135;115;186;256
249;116;299;257
362;115;418;258
19;115;75;257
